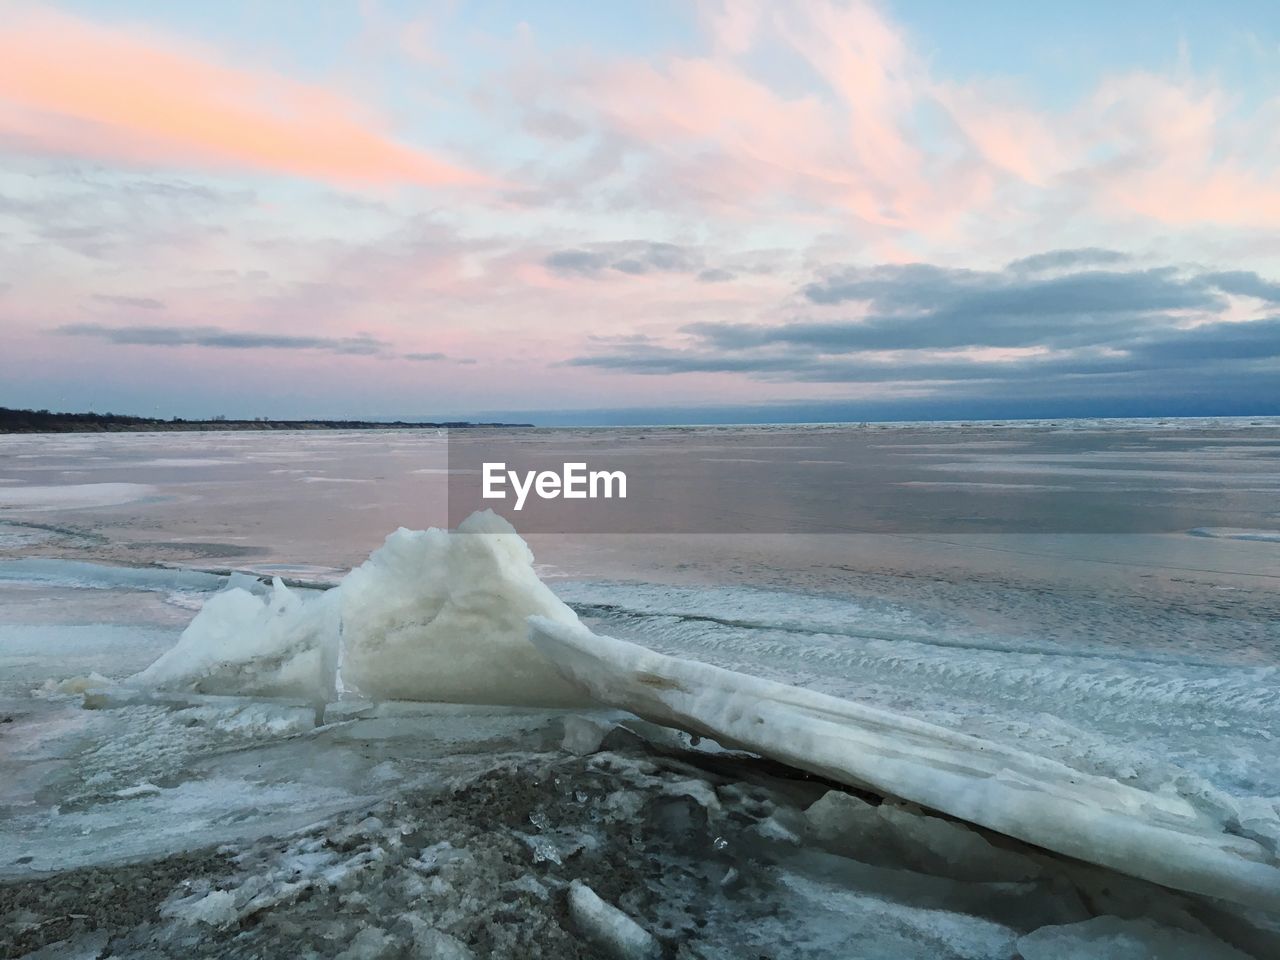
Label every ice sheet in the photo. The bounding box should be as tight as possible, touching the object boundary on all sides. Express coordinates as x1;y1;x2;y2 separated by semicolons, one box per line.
0;482;158;510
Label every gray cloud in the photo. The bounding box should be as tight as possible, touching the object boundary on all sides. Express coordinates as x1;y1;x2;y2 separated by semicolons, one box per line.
1200;271;1280;302
545;241;703;277
707;262;1251;353
54;323;386;355
402;352;476;364
799;263;1216;320
697;268;736;283
0;173;252;260
545;249;608;275
92;294;166;310
569;252;1280;404
1006;248;1131;273
1126;318;1280;362
572;328;1280;384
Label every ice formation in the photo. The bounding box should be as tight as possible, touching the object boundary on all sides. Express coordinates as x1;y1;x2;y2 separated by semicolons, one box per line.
131;510;591;708
131;579;339;702
338;510;591;706
527;616;1280;912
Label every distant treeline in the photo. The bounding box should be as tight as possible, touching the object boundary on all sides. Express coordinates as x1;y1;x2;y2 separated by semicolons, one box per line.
0;407;531;434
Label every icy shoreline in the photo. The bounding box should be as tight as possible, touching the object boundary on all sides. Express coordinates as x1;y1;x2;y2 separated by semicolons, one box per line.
104;510;1280;910
3;701;1273;959
4;510;1279;957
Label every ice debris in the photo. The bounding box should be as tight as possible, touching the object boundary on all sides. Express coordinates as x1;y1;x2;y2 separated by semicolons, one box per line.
130;578;338;701
566;881;661;960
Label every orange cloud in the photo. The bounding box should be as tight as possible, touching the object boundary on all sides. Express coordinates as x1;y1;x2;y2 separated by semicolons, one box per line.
0;5;486;188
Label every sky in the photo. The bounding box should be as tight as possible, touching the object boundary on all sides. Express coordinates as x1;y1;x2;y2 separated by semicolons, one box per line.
0;0;1278;424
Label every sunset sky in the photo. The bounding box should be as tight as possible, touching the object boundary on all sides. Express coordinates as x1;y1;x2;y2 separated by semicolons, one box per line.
1;0;1278;423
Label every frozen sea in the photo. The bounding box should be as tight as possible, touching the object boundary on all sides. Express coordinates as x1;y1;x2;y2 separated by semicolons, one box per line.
1;420;1278;959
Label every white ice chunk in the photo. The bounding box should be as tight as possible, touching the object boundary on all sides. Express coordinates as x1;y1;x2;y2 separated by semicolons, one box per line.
161;889;239;927
567;880;661;960
114;782;162;799
339;510;590;706
335;926;395;960
35;672;115;697
224;570;270;596
560;714;613;755
528;617;1280;912
1017;916;1252;959
130;579;338;701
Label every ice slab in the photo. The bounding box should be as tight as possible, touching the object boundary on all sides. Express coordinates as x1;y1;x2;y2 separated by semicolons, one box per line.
567;881;661;959
527;617;1280;912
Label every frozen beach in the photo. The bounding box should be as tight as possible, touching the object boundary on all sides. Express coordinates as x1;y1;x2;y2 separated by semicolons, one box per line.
2;421;1279;958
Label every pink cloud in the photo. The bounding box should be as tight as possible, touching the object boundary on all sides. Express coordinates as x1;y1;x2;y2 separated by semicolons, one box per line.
943;69;1280;229
548;2;993;234
527;1;1279;234
0;5;487;188
934;83;1066;187
1083;73;1280;228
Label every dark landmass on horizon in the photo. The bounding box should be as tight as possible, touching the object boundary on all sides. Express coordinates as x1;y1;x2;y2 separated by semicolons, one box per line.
0;407;531;434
